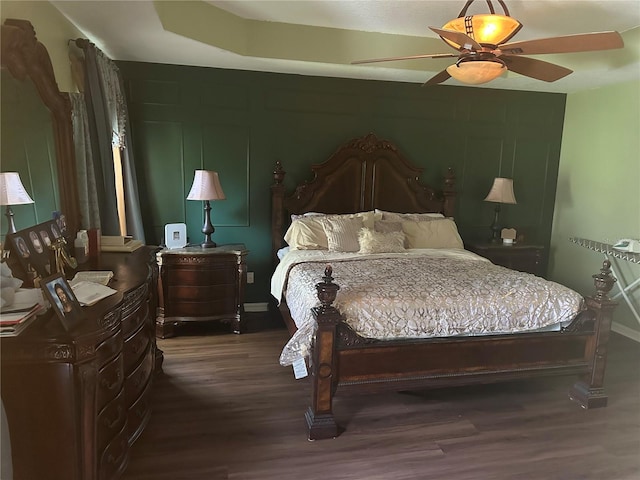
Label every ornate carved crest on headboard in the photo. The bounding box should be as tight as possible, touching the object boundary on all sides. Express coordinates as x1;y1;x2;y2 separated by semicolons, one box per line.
345;133;397;153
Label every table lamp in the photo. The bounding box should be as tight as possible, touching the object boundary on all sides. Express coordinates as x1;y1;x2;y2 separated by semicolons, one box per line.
484;177;517;243
187;170;226;248
0;172;35;234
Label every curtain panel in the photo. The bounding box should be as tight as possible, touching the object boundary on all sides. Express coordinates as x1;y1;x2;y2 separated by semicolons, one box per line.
70;39;145;241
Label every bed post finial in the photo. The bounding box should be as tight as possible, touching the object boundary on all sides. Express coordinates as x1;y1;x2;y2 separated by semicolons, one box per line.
592;259;616;301
316;265;340;313
273;160;285;185
443;168;456;218
271;161;287;265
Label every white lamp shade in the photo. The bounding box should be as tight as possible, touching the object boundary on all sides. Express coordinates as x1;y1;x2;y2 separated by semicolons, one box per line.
446;61;506;85
0;172;34;205
484;178;517;204
186;170;226;201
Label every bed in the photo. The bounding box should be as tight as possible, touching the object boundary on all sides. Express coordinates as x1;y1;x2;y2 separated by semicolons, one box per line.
270;133;617;440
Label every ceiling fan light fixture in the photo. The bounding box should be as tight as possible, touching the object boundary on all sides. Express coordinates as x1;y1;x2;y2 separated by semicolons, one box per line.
446;60;506;85
442;14;522;49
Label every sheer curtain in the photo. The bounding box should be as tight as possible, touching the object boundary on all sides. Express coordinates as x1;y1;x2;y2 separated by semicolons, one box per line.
69;39;145;241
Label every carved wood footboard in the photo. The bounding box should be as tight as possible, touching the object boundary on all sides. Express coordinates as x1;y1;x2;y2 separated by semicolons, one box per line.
305;262;617;440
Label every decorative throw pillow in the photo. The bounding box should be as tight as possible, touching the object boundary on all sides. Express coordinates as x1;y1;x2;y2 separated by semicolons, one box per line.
374;220;403;233
401;218;464;249
283;211;380;250
321;216;363;252
358;228;405;254
284;216;329;250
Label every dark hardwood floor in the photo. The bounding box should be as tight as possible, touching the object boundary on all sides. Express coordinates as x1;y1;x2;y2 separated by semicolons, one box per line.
123;321;640;480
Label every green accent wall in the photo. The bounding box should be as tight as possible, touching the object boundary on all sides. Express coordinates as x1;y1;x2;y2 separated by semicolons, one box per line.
550;79;640;337
119;61;567;303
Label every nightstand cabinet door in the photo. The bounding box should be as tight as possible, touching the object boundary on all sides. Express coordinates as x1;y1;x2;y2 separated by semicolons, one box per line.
156;244;248;337
466;243;546;277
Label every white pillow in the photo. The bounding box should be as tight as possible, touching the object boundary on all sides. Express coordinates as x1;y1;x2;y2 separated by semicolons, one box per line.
321;216;363;252
401;218;464;249
284;216;328;250
358;228;405;254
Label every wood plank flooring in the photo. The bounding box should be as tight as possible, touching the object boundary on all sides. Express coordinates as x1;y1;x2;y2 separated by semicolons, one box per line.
123;325;640;480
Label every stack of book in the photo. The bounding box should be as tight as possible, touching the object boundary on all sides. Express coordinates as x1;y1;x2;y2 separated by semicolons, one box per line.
0;303;43;335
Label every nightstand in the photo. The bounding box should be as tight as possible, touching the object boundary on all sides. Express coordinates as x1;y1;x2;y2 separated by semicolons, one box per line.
156;244;248;338
466;242;546;277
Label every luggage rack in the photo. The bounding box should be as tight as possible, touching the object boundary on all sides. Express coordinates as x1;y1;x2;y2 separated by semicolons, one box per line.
570;237;640;326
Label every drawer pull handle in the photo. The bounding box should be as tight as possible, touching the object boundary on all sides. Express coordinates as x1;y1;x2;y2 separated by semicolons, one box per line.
107;438;128;465
103;405;124;429
131;337;146;354
100;370;122;391
133;368;150;388
135;401;149;419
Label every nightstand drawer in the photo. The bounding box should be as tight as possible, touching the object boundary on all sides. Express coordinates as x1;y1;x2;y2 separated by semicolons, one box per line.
168;284;235;300
166;266;237;286
167;298;237;317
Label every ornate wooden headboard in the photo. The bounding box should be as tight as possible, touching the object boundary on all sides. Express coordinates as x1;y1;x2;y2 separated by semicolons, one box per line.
270;133;456;262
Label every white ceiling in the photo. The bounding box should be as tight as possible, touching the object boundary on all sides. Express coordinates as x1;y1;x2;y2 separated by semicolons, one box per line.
52;0;640;93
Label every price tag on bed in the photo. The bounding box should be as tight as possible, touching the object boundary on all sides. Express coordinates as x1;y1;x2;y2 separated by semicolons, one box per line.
292;358;308;379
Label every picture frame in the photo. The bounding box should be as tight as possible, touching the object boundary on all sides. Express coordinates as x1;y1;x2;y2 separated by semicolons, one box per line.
40;272;85;331
6;220;63;280
6;219;75;281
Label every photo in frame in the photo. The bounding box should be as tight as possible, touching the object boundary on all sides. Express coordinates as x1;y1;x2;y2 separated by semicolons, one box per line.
6;220;62;279
40;272;85;331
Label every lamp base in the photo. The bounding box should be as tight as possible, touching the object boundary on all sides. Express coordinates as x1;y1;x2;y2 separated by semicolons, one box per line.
489;204;501;243
201;240;217;249
4;205;17;235
199;200;217;249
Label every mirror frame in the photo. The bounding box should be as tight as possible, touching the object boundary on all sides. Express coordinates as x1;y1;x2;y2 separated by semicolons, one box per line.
1;18;80;235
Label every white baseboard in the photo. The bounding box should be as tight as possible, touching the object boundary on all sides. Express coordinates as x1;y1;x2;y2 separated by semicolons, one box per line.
244;302;269;313
611;321;640;343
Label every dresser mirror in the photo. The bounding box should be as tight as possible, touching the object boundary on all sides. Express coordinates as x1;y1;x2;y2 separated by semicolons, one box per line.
1;19;80;239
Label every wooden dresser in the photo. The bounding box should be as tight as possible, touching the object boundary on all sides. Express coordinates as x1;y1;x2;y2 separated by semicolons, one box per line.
156;244;248;337
0;247;162;480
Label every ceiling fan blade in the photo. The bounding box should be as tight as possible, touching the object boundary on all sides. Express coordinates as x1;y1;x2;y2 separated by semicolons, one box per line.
502;55;573;82
429;27;482;51
500;31;623;55
422;69;451;87
351;53;457;65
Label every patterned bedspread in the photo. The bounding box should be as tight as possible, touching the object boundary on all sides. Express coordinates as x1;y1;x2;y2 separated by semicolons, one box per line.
271;249;584;366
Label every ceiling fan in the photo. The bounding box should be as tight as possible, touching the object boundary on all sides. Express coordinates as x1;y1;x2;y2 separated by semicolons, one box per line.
352;0;624;86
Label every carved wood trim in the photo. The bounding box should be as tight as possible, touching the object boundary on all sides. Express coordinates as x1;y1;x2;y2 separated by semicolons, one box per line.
1;19;81;234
